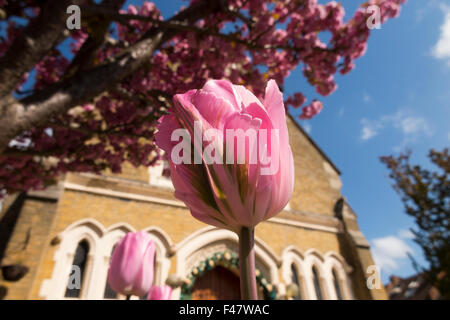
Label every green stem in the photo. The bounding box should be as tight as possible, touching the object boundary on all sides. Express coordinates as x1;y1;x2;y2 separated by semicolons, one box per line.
238;226;257;300
126;294;131;300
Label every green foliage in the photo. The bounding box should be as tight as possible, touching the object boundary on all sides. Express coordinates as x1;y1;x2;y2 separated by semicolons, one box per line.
380;148;450;299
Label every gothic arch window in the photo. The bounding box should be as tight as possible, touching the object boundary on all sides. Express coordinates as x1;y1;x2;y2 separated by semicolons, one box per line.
283;249;352;300
40;219;103;299
103;245;118;299
290;264;302;300
64;239;90;298
324;253;353;300
312;266;323;300
332;268;343;300
40;220;172;300
281;247;309;299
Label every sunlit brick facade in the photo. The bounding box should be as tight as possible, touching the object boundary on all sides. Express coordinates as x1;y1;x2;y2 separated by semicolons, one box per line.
0;116;387;300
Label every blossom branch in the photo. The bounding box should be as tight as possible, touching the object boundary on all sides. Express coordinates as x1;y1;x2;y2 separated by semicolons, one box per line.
0;0;219;154
65;0;126;77
0;0;82;101
82;3;297;51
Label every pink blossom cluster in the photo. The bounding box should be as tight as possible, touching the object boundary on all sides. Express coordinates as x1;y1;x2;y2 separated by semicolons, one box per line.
70;29;89;54
299;100;323;120
0;0;406;195
117;3;162;44
34;54;69;90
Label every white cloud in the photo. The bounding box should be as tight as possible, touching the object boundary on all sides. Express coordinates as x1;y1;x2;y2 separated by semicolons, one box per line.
360;110;433;145
398;229;415;239
363;93;372;104
360;119;380;141
398;117;428;134
338;107;344;117
302;122;312;134
386;112;433;137
371;235;414;273
432;5;450;66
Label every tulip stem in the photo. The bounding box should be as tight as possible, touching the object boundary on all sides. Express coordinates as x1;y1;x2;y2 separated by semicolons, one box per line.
238;226;257;300
126;294;131;300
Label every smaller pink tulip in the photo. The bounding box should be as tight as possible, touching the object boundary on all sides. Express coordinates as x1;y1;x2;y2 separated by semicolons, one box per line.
147;285;173;300
107;231;156;297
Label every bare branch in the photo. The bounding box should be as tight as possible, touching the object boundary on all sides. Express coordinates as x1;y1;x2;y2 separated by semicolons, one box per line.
0;0;222;154
0;0;82;100
65;0;126;77
83;4;296;51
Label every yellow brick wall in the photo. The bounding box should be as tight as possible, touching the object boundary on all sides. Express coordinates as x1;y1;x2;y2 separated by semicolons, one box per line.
287;117;342;216
0;115;386;300
103;161;150;183
26;189;346;299
0;197;57;300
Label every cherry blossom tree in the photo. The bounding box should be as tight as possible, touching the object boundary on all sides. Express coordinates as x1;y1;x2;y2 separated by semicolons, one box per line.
0;0;406;196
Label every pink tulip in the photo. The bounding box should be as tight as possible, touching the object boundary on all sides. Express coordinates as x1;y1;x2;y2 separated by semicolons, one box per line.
107;231;156;297
155;79;294;232
147;285;173;300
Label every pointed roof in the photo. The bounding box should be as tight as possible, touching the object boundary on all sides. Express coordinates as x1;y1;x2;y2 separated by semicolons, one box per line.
287;113;341;176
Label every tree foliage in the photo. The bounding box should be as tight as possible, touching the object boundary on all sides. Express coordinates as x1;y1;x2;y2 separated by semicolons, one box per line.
381;148;450;299
0;0;406;195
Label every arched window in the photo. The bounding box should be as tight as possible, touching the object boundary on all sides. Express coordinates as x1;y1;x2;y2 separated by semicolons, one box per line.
103;246;117;299
312;266;323;300
65;240;89;298
290;264;302;300
332;269;343;300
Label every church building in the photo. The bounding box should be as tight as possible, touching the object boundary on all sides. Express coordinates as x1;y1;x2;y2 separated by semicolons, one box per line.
0;115;386;300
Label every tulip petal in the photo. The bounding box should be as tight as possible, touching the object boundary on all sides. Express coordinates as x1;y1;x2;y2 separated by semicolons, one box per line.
263;80;294;217
117;234;141;291
192;90;236;130
172;91;247;227
233;84;265;109
268;145;294;217
148;285;172;300
202;79;242;111
154;79;294;230
131;238;155;296
154;113;182;155
264;79;289;152
107;232;156;297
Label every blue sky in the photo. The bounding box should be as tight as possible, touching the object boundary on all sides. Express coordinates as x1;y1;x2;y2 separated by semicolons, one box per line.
143;0;449;283
2;0;448;283
288;0;450;282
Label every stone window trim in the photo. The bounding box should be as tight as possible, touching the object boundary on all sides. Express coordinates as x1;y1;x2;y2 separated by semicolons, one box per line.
39;218;172;300
281;246;353;300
